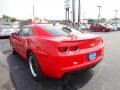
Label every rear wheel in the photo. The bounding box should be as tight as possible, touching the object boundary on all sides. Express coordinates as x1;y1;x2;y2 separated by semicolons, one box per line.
28;53;44;81
12;47;16;54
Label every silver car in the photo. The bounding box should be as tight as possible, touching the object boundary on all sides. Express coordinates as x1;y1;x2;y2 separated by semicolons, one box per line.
0;24;15;37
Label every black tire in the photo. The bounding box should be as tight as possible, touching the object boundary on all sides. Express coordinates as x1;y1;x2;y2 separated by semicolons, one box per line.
28;52;44;81
105;30;109;32
12;47;16;54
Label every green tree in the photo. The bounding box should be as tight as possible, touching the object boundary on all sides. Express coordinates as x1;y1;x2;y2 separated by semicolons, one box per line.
2;15;9;19
88;19;95;24
2;15;17;22
10;18;16;22
100;18;106;22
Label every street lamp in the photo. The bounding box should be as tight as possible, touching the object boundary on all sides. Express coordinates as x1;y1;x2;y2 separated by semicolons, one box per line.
114;10;118;25
72;0;75;27
32;4;35;24
97;6;102;24
32;0;35;24
78;0;81;27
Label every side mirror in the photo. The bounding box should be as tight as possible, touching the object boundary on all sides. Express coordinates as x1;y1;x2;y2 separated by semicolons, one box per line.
12;32;18;36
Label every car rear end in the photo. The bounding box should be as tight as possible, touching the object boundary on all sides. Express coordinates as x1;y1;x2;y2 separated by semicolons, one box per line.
35;34;104;79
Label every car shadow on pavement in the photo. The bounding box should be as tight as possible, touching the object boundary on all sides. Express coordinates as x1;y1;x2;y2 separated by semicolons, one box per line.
7;53;94;90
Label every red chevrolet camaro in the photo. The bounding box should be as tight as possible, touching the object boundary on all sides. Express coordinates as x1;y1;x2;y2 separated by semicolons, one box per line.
10;24;104;80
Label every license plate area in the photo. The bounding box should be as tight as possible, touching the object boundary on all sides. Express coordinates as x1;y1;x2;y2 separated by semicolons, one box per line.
88;52;97;61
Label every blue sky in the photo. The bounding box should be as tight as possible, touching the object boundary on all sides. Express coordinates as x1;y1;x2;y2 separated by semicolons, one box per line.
0;0;120;20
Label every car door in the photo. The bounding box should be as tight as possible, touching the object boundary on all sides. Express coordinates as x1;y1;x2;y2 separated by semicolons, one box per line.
100;25;105;31
93;24;98;31
97;24;102;31
16;27;30;58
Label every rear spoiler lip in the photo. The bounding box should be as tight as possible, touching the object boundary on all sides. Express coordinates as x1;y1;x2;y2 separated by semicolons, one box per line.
37;34;102;43
61;36;102;43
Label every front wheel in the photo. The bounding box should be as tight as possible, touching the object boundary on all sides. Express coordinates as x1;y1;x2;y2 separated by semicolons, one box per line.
10;40;16;54
28;53;44;81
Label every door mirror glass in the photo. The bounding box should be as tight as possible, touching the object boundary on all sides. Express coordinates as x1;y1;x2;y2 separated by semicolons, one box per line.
12;32;18;36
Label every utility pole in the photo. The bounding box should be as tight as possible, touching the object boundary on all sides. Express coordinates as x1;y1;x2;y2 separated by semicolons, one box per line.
65;8;70;25
33;4;35;23
65;9;67;25
68;8;69;23
114;10;118;25
78;0;81;27
64;0;70;25
97;6;102;24
72;0;75;27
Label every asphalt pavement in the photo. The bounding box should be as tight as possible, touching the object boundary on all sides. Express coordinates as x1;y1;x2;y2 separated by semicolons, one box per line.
0;31;120;90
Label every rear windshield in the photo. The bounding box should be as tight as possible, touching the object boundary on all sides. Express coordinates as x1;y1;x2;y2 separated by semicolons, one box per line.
42;25;81;36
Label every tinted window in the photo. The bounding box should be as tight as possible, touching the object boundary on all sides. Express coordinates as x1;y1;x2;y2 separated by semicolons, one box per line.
43;26;67;36
18;27;30;36
28;29;34;36
62;27;71;34
42;26;81;36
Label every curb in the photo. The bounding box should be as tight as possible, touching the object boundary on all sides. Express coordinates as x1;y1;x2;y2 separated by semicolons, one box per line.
0;51;15;90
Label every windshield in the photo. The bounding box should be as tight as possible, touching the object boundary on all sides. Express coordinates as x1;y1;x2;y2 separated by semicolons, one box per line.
42;25;82;36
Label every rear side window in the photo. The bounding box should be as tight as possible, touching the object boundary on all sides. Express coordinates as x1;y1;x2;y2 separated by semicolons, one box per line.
62;27;71;34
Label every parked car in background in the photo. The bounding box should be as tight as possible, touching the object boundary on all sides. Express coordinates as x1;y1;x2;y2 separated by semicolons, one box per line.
116;24;120;30
111;24;120;31
104;24;118;31
90;23;112;32
0;24;15;38
85;24;91;30
79;24;87;30
77;24;90;31
10;24;104;80
12;22;20;32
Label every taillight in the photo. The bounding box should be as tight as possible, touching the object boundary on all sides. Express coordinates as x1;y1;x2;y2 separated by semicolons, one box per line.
58;46;79;53
58;47;68;53
69;46;79;51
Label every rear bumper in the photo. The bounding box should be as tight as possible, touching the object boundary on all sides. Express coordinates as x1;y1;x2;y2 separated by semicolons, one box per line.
53;56;103;79
35;46;104;79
